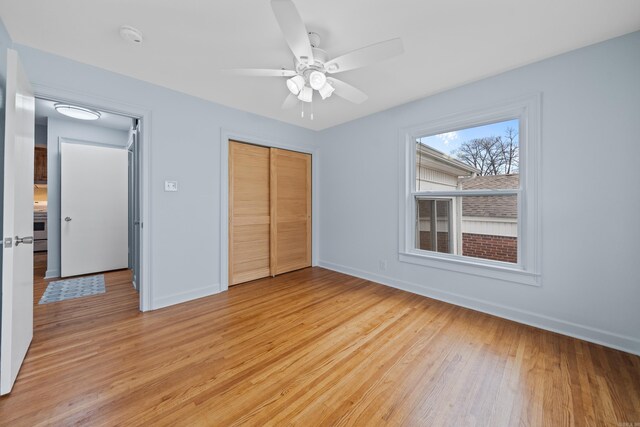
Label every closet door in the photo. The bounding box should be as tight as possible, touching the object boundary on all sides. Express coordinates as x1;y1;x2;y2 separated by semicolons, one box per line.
270;148;311;275
229;141;271;285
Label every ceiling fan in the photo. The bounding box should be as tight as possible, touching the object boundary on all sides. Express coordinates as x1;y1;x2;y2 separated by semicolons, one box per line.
225;0;404;114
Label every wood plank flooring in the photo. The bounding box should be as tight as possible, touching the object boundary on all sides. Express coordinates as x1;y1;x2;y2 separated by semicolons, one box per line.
0;253;638;426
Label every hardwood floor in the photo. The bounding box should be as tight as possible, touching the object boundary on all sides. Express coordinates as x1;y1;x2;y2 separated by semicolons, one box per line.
1;253;639;426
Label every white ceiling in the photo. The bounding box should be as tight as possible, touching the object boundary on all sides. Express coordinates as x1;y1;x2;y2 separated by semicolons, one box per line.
35;98;133;131
2;0;639;131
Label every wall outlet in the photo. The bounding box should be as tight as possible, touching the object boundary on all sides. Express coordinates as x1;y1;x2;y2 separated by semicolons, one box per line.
164;181;178;192
378;260;388;271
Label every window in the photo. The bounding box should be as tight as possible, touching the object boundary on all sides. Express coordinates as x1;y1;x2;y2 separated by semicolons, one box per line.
399;94;541;286
415;119;519;264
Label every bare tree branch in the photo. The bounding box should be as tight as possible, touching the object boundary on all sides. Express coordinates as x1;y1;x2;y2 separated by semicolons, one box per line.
453;128;519;176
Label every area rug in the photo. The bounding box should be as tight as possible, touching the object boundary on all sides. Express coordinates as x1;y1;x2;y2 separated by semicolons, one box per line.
39;274;106;304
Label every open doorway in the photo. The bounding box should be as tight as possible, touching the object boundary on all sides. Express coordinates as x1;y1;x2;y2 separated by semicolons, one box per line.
32;97;142;309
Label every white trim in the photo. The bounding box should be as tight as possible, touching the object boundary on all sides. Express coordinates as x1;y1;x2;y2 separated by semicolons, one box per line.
44;269;60;279
319;260;640;356
152;283;221;310
414;189;519;197
398;93;542;286
58;136;128;150
219;129;319;292
32;83;153;311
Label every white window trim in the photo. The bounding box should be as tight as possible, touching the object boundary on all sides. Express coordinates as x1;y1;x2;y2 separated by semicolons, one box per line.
398;93;542;286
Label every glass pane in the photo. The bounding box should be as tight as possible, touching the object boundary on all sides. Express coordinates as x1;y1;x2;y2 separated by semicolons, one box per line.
416;198;451;254
436;200;450;253
461;195;518;264
416;199;433;251
416;119;519;191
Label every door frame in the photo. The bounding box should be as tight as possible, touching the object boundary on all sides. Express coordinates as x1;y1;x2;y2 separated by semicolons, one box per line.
33;83;153;311
220;129;319;292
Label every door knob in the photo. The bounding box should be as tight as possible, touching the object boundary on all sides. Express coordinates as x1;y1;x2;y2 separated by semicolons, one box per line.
65;217;72;222
15;236;34;246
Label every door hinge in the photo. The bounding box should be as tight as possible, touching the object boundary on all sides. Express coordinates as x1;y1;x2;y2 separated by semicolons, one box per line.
4;237;12;248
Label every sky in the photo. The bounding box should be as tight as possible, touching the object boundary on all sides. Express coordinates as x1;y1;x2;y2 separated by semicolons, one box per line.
418;119;519;156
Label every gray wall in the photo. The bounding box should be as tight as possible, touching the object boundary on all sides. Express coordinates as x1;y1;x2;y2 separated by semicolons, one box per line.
45;118;129;278
34;123;47;147
6;28;319;308
317;32;640;354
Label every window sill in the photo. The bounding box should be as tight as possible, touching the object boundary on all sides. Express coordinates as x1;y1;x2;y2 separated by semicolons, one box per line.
399;250;541;287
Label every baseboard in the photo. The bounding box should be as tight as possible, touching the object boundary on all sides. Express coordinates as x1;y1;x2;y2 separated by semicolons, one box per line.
152;283;221;310
44;269;60;279
318;260;640;356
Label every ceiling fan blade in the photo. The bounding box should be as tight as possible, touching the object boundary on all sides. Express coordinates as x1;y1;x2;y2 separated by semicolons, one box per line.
282;93;299;109
327;78;368;104
270;0;314;65
222;68;297;77
325;38;403;74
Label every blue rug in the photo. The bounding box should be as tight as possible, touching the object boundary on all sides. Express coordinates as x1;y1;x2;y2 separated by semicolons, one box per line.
39;274;106;304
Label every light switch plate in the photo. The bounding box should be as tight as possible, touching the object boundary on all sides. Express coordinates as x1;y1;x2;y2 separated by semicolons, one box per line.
164;181;178;192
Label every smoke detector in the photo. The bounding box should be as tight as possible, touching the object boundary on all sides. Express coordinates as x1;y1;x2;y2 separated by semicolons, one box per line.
119;25;143;44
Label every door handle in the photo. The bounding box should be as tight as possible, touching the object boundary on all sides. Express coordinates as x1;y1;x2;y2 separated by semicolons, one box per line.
15;236;34;246
65;217;72;222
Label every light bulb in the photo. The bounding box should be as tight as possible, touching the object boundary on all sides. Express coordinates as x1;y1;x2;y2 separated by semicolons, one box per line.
309;71;327;90
297;86;313;103
286;75;305;95
318;82;335;100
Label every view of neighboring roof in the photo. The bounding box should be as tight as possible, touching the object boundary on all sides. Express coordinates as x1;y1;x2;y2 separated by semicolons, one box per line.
460;174;519;218
416;142;479;175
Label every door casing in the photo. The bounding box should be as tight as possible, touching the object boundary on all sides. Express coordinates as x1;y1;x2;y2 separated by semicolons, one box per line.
32;86;152;311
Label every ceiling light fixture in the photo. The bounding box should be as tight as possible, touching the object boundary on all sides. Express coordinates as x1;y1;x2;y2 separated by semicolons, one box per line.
308;70;327;90
297;86;313;103
318;82;335;100
286;75;305;95
54;103;101;121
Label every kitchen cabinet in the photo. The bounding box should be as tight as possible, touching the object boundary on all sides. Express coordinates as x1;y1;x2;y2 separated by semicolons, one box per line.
34;146;47;182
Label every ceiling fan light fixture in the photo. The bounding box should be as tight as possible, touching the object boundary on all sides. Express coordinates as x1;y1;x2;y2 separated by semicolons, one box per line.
309;70;327;90
297;86;313;103
318;82;335;100
54;103;101;121
286;75;305;95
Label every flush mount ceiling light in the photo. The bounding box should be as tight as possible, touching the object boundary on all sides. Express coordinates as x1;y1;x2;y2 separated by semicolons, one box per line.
225;0;404;119
54;103;101;121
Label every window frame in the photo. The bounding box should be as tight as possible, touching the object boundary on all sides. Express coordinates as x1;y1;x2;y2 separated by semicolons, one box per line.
398;94;541;286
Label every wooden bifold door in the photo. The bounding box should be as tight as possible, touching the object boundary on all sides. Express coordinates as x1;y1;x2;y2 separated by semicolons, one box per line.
229;141;311;286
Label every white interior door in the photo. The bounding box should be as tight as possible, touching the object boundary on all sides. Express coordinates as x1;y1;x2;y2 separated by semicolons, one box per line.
1;49;35;395
60;142;128;277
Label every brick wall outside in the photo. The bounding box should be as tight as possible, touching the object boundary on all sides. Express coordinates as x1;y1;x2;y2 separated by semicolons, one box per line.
462;233;517;263
419;231;450;253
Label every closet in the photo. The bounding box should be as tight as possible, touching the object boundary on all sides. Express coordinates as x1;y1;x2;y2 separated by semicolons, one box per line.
229;141;311;286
